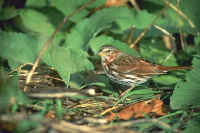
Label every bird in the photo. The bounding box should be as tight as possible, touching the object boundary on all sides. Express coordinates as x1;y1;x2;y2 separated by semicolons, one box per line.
98;45;191;88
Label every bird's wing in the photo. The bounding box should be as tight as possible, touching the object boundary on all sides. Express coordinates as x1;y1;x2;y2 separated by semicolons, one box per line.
110;54;165;76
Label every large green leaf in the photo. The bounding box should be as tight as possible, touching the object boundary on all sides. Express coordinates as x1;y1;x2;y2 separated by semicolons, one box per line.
170;58;200;109
65;6;197;51
0;76;29;111
184;119;200;133
26;0;106;22
0;7;19;20
0;31;38;69
26;0;50;7
139;40;184;85
139;40;177;66
49;47;94;86
89;35;139;57
179;0;200;31
152;75;181;85
65;7;138;49
17;9;55;35
49;0;89;22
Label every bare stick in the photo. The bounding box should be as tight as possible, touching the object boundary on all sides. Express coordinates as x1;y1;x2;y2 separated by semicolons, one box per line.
24;0;96;91
129;0;140;11
164;0;195;28
130;7;168;48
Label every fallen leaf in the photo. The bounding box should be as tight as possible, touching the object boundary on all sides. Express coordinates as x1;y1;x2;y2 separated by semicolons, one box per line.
106;97;167;121
45;110;56;120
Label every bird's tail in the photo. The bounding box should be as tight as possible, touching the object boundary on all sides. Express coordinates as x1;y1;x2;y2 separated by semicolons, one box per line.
157;66;192;72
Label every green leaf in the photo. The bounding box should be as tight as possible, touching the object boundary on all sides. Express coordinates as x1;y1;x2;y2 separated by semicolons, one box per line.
33;7;67;31
65;6;196;51
184;120;200;133
0;0;3;11
139;39;178;66
0;7;19;20
89;35;139;57
137;0;197;34
117;10;155;30
0;76;29;111
26;0;49;7
17;9;55;35
152;75;181;85
170;58;200;109
49;0;89;22
49;47;94;86
179;0;200;31
0;31;38;68
65;7;137;49
87;0;106;8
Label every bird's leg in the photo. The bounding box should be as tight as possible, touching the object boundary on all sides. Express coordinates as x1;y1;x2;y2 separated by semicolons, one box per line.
119;84;135;98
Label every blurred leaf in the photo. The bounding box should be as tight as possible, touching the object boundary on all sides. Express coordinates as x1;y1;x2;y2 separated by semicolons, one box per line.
66;6;197;52
26;0;49;7
130;88;158;95
17;9;55;35
49;47;94;86
0;7;19;20
56;99;63;119
87;0;106;8
116;10;155;30
0;31;38;69
152;75;181;85
179;0;200;31
65;7;137;49
0;77;29;111
34;7;67;31
139;40;178;66
143;0;196;33
170;58;200;109
49;0;89;22
184;119;200;133
89;35;139;57
195;36;200;46
0;0;3;11
15;114;42;132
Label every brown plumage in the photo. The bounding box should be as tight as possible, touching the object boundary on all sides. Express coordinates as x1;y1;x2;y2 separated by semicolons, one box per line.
98;45;191;86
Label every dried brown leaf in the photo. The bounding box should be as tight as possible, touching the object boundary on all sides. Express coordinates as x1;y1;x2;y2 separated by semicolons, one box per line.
106;97;167;121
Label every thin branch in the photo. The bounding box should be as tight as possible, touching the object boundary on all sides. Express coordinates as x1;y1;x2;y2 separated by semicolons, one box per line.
164;0;195;28
24;0;96;91
52;120;104;133
153;25;174;40
129;0;140;11
99;119;180;133
130;7;168;48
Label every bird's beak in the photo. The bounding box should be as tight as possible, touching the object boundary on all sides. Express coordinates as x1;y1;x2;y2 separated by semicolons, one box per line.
98;51;105;57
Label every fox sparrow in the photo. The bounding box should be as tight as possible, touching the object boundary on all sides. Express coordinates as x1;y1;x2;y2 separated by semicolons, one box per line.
98;45;191;87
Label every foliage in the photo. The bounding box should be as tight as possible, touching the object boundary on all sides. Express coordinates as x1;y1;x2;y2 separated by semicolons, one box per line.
0;0;200;132
170;58;200;109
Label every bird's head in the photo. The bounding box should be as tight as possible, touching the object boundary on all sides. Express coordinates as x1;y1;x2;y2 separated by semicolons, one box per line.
98;45;120;61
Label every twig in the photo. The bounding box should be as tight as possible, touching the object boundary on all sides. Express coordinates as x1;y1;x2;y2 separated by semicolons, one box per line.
153;25;174;40
27;91;86;98
130;7;168;48
179;29;185;49
129;0;140;11
164;0;195;28
101;105;119;115
99;118;180;133
162;49;175;64
24;0;96;91
52;120;104;133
